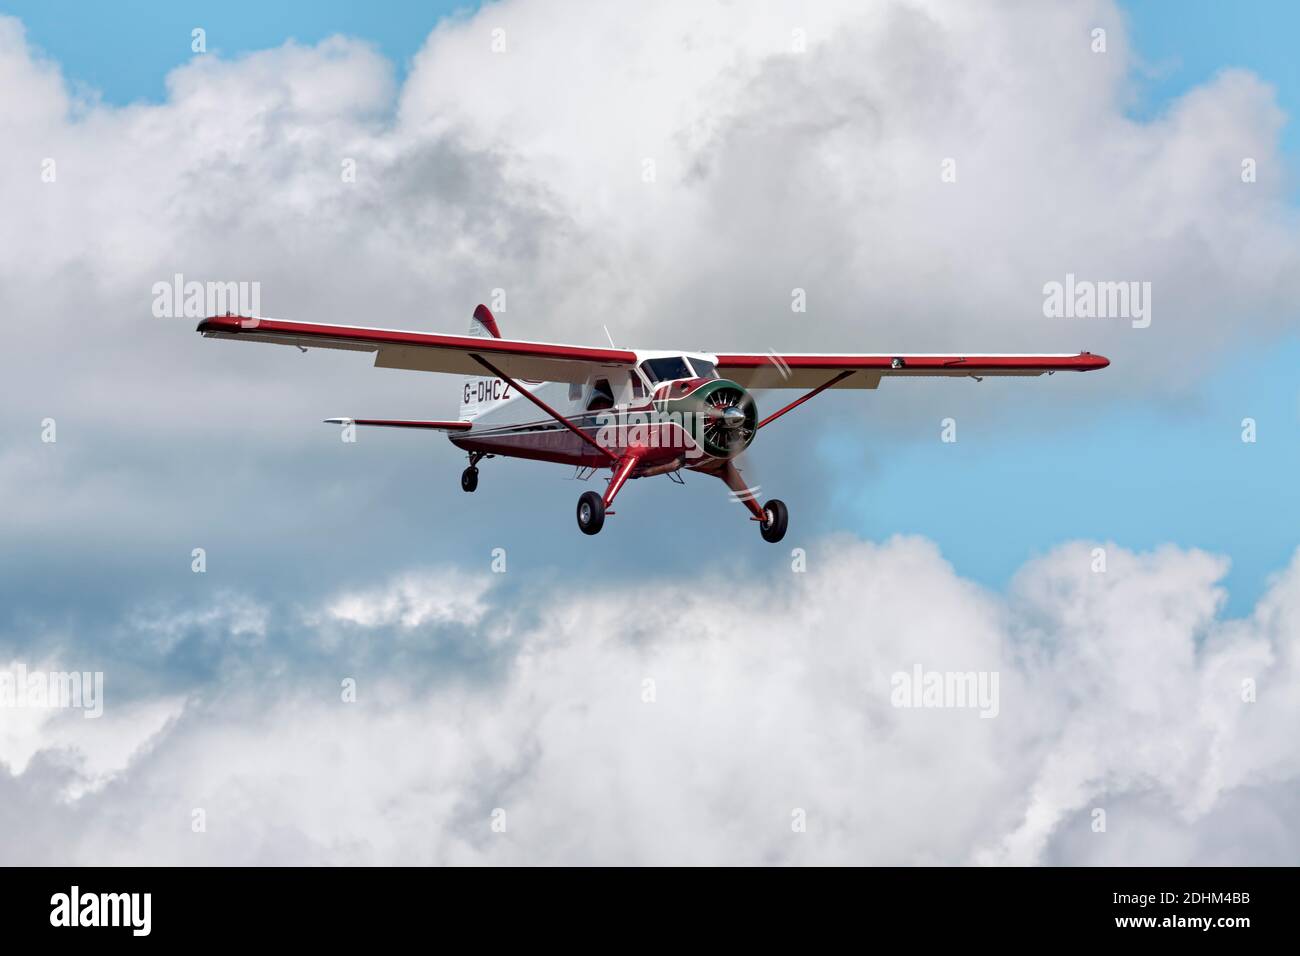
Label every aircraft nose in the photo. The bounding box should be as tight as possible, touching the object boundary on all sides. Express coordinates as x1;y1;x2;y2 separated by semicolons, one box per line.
721;405;747;429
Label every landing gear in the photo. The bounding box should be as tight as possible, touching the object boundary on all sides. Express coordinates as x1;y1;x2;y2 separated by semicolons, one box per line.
461;452;487;492
576;490;605;535
575;452;641;536
715;461;788;544
759;498;788;543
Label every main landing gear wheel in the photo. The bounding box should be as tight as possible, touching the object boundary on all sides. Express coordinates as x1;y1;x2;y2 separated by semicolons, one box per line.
577;490;606;536
461;466;479;493
759;499;788;543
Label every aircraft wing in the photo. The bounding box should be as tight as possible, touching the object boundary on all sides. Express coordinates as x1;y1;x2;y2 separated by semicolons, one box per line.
711;351;1110;389
197;315;636;384
198;315;1109;389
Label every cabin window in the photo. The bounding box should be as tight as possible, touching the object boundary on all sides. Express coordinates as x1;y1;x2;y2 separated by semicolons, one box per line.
629;370;647;399
640;356;691;384
587;377;615;411
689;358;718;379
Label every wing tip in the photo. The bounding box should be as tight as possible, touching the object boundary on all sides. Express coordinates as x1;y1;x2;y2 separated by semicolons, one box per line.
1080;352;1110;370
196;315;260;334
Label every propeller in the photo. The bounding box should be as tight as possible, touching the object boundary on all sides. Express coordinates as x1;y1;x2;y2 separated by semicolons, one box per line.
700;383;757;458
697;381;762;505
714;350;790;506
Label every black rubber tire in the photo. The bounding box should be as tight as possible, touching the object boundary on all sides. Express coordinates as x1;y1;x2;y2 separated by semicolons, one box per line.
461;466;479;493
759;498;788;543
577;491;606;535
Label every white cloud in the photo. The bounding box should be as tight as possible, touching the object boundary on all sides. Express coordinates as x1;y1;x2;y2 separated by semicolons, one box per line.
397;0;1298;369
3;537;1296;865
315;568;492;630
0;655;184;801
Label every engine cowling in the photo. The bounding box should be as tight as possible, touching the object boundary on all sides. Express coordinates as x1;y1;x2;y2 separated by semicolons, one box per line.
657;379;757;460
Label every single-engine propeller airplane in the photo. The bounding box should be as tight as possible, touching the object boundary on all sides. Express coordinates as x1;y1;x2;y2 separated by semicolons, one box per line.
198;306;1108;542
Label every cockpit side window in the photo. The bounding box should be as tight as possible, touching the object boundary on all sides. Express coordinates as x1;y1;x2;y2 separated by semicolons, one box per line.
587;377;615;411
689;358;718;379
640;356;692;384
629;370;647;399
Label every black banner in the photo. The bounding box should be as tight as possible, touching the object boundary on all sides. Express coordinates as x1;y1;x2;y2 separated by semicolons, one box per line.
0;866;1287;943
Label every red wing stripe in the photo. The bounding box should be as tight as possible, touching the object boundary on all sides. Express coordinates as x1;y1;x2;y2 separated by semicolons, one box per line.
197;315;636;364
714;353;1109;371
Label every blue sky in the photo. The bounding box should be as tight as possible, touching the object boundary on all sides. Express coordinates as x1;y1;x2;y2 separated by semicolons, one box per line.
3;0;1297;617
1123;0;1300;160
827;338;1300;614
1;0;476;105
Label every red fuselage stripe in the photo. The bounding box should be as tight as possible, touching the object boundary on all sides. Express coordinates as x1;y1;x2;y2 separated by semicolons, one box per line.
469;354;619;462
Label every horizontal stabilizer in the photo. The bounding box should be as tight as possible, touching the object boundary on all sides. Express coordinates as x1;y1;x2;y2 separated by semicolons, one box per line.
324;418;472;432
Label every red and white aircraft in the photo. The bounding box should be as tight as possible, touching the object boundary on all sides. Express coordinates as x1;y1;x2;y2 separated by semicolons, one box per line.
198;306;1108;542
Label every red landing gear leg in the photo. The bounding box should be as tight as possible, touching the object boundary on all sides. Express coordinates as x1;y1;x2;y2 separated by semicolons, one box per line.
718;461;788;544
603;452;642;509
719;461;765;520
577;452;643;536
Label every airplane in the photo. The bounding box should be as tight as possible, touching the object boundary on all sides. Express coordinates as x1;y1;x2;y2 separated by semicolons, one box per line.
197;305;1109;542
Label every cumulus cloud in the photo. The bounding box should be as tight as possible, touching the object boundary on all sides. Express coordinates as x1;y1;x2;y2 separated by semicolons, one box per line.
1;537;1296;865
315;568;492;630
0;657;183;802
399;0;1300;372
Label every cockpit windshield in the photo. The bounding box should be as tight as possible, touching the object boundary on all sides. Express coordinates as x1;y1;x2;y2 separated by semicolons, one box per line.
640;356;692;384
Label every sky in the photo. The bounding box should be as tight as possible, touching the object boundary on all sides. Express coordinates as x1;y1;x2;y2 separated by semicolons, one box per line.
1;0;1298;865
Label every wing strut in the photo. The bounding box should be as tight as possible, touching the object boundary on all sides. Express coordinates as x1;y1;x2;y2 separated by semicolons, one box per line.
756;371;855;430
469;354;619;463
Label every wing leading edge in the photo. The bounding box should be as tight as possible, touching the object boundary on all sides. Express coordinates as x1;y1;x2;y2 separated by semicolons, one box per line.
197;314;636;384
713;351;1108;389
197;314;1109;390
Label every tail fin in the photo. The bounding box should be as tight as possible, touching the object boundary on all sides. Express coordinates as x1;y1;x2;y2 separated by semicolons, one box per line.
470;303;501;338
460;304;501;420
